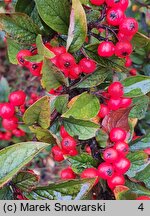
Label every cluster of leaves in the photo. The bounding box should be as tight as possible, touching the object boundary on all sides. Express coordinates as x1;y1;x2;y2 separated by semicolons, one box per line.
0;0;150;200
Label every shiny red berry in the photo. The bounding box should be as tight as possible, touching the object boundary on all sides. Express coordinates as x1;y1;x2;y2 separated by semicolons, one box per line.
136;196;150;200
144;148;150;155
60;167;76;180
115;41;132;58
110;128;127;142
114;141;129;156
107;8;124;26
51;46;66;56
51;146;64;162
107;98;121;110
17;50;32;66
98;41;115;57
85;145;91;154
68;148;78;156
61;136;77;151
79;58;96;74
58;53;76;71
98;162;114;180
0;103;15;119
9;90;26;106
60;125;69;138
108;82;124;99
105;0;129;11
90;0;105;6
129;68;137;76
2;116;18;131
114;157;131;174
27;62;43;76
3;131;12;140
69;65;82;79
81;168;99;185
103;148;119;163
107;174;125;190
125;56;132;67
98;104;109;118
12;129;25;137
119;17;138;36
117;31;133;42
120;97;132;108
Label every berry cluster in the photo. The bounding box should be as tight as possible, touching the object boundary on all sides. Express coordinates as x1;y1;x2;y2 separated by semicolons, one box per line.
51;126;78;162
90;1;138;66
0;90;26;141
17;45;96;80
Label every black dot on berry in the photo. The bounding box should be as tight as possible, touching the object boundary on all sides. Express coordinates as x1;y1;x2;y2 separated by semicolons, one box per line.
20;58;24;64
115;0;120;3
64;62;71;68
129;22;135;30
107;169;113;176
110;12;117;20
32;64;38;70
122;52;128;56
64;140;69;146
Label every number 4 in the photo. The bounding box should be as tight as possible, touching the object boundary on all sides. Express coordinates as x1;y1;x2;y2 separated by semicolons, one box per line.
138;203;144;211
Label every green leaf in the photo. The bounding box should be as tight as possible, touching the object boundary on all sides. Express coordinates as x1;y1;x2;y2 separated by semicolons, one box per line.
36;35;55;59
29;126;57;144
25;54;43;62
67;153;98;174
132;32;150;54
12;171;39;192
0;77;10;102
84;43;127;72
126;180;150;196
77;67;109;88
7;38;29;64
129;96;149;119
41;58;68;92
0;186;13;200
122;75;150;97
0;142;49;187
67;0;87;52
54;95;69;114
126;151;149;177
130;133;150;151
15;0;35;15
62;92;99;120
63;117;99;140
23;96;50;129
96;129;108;148
114;186;137;200
135;165;150;189
24;178;95;200
0;13;40;44
35;0;70;34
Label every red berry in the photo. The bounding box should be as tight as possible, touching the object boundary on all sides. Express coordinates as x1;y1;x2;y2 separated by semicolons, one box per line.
125;56;132;67
107;98;121;110
69;65;82;79
117;31;133;42
61;136;77;151
114;157;131;174
60;167;76;180
90;0;105;6
103;148;119;163
60;125;69;138
3;131;12;140
12;129;25;137
2;116;18;131
27;62;43;76
17;50;32;66
98;162;114;180
98;41;115;57
106;8;124;26
85;145;91;154
110;128;127;142
51;146;64;162
9;90;26;106
105;0;129;11
115;41;132;58
119;17;138;36
107;174;125;190
0;103;15;119
68;148;78;156
81;168;99;185
136;196;150;200
58;53;76;71
108;82;124;99
114;141;129;156
79;58;96;74
98;104;110;118
129;68;137;76
120;97;132;108
51;46;66;56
